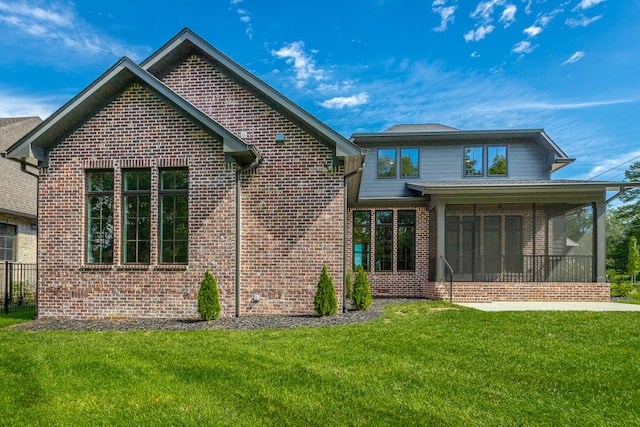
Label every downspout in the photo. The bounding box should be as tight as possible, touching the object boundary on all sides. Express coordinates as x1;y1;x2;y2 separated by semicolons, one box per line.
235;148;262;318
606;186;630;204
342;163;364;313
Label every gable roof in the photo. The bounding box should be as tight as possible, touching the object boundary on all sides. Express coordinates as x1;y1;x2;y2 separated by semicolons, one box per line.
351;126;575;173
141;28;363;159
0;117;40;218
5;58;259;167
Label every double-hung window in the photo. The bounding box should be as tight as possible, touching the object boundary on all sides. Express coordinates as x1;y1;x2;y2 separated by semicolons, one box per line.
86;170;114;264
464;146;484;177
0;223;16;261
488;146;507;176
123;169;151;264
160;168;189;264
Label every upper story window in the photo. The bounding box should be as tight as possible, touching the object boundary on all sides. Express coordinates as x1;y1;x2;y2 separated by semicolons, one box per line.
488;146;507;176
377;148;419;179
0;223;16;261
464;145;507;177
400;148;419;178
86;170;114;264
464;146;484;177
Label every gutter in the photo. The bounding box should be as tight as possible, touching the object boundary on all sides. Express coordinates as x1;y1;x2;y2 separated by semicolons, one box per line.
342;161;365;313
234;146;263;317
606;186;630;204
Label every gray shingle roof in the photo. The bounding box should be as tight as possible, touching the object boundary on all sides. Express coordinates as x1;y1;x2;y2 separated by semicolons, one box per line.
0;117;40;218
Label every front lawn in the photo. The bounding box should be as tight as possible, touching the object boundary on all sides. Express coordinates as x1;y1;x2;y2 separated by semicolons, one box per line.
1;302;639;426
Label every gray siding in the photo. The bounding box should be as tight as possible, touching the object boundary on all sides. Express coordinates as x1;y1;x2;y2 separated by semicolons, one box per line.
358;140;552;199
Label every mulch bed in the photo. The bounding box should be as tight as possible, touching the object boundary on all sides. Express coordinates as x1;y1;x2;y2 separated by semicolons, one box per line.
8;298;429;332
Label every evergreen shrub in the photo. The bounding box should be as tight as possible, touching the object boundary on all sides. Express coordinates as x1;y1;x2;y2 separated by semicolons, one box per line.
351;265;373;311
198;269;222;320
314;265;338;316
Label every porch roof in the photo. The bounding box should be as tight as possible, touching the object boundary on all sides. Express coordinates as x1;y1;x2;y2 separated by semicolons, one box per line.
406;179;640;202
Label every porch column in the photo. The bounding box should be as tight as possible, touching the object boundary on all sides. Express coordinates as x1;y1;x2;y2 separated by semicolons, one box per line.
436;201;446;282
594;201;607;282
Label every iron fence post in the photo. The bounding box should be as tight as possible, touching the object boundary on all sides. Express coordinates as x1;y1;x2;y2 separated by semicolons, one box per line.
4;261;9;314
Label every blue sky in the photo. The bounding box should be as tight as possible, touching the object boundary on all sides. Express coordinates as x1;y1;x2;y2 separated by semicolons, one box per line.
0;0;638;180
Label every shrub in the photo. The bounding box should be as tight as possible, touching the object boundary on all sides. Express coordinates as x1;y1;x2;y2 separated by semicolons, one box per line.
198;270;222;320
351;265;373;311
314;265;338;316
611;281;633;298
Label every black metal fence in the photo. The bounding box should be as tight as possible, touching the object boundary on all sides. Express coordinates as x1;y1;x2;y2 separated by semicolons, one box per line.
2;262;37;314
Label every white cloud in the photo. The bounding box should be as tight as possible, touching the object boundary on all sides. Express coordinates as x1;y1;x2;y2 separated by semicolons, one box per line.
272;41;326;88
566;14;602;27
523;25;542;37
470;98;633;112
320;92;369;109
230;1;253;39
433;5;457;32
511;40;534;54
0;90;62;118
464;25;494;42
499;4;517;27
471;51;481;58
561;51;585;65
576;0;606;10
0;1;147;60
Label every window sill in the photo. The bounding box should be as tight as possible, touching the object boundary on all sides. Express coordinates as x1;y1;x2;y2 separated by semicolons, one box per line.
154;264;188;271
81;264;114;271
116;264;151;271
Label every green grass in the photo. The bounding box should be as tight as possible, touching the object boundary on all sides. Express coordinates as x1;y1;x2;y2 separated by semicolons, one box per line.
1;302;640;426
0;306;35;328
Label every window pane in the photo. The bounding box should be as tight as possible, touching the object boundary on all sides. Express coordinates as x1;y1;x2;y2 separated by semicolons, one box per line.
488;146;507;176
0;223;16;261
86;186;114;264
464;147;483;177
377;149;397;178
159;168;188;264
375;210;393;271
123;194;151;264
397;210;416;271
87;171;114;192
400;148;419;178
353;211;371;271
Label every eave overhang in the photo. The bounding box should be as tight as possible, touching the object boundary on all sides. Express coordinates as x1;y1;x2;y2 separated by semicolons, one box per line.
141;28;363;159
406;180;640;198
351;128;575;173
5;57;258;168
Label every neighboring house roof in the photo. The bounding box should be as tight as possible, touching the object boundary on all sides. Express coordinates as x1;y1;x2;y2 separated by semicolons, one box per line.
5;57;259;168
141;28;363;161
351;126;575;173
0;117;40;218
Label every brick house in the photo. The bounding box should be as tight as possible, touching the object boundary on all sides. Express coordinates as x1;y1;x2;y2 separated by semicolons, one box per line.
5;29;636;318
0;117;40;264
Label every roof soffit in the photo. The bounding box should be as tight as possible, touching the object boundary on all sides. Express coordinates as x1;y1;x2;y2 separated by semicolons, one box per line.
141;28;362;158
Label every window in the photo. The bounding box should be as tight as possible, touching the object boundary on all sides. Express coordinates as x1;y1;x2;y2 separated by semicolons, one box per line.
488;146;507;176
400;148;419;178
160;168;188;263
464;147;483;177
353;211;371;271
86;170;114;264
0;223;16;261
123;169;151;264
377;149;396;178
397;210;416;271
505;216;523;272
375;210;393;271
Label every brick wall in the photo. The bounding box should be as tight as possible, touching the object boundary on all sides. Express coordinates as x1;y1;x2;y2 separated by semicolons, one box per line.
346;206;430;298
433;281;610;302
38;53;345;319
0;212;36;264
161;55;344;316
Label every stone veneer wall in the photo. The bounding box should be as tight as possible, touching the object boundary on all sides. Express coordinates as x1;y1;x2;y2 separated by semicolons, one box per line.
0;212;36;264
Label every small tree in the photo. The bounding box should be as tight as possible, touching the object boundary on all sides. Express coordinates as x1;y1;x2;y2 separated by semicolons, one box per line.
198;269;222;320
314;264;338;316
628;236;640;284
351;265;373;311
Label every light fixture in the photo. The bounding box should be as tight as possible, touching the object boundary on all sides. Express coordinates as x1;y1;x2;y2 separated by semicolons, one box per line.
275;133;285;145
